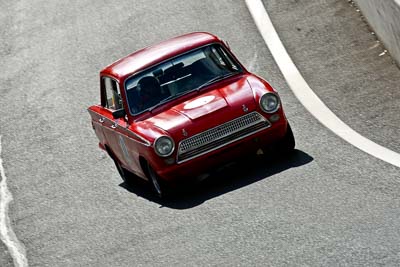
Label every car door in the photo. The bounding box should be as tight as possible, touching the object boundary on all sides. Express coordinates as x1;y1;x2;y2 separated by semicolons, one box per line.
98;76;146;175
88;77;122;156
97;76;129;164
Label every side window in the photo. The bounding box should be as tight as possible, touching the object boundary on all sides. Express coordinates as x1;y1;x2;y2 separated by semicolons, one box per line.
211;46;239;71
218;47;239;71
103;77;123;110
211;46;227;67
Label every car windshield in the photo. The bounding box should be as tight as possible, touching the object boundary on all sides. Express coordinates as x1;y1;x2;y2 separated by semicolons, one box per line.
124;44;242;114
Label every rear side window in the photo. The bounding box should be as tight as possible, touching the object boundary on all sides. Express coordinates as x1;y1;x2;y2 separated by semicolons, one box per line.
102;77;123;110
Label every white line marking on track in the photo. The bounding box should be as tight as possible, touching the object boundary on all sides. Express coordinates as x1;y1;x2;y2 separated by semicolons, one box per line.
245;0;400;168
0;136;28;267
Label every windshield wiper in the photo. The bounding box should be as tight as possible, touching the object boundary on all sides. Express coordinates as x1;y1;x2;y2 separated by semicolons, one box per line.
195;72;237;92
147;90;191;112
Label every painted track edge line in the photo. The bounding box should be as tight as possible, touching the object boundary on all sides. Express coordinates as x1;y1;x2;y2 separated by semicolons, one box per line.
0;136;28;267
245;0;400;168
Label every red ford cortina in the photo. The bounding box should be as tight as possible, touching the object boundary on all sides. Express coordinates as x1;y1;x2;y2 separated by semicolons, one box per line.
88;32;295;197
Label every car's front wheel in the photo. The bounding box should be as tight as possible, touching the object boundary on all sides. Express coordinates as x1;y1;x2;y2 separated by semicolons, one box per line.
275;122;295;155
146;163;167;198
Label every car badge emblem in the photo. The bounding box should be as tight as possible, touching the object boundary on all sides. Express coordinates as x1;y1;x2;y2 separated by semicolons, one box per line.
242;104;249;113
182;129;188;137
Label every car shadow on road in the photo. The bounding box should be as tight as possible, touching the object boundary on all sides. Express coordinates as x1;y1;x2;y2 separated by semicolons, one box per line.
120;149;313;209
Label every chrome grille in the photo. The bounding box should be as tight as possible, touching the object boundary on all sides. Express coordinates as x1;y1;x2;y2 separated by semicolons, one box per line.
177;112;270;163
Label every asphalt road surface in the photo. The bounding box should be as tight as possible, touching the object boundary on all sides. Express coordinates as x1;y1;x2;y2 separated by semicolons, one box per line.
1;0;399;266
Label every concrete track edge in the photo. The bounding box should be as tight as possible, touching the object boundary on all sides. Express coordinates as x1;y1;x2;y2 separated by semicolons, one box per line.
245;0;400;168
354;0;400;67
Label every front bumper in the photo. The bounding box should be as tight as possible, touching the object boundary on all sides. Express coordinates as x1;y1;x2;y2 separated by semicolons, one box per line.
157;119;288;181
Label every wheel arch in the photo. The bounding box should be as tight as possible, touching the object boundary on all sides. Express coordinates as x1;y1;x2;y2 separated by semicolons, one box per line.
139;156;150;180
104;144;114;159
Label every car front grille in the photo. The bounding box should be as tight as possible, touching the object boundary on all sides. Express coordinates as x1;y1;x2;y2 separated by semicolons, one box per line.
177;111;270;163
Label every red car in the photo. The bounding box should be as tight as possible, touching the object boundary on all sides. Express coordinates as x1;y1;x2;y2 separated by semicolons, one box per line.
88;32;295;197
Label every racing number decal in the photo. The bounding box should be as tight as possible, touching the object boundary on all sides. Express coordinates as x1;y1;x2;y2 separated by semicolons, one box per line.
118;135;133;165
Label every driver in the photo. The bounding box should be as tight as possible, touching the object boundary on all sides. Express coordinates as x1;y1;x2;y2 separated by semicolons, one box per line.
137;76;163;111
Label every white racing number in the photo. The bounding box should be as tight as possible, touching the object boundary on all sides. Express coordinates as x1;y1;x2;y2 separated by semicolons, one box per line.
118;135;133;165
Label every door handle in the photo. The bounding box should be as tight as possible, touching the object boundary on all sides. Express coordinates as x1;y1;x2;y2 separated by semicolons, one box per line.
99;117;105;123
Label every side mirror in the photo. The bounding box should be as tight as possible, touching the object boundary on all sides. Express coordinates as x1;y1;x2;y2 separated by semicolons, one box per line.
112;108;126;119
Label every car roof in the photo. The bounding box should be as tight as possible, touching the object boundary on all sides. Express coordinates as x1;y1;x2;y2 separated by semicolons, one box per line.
100;32;222;81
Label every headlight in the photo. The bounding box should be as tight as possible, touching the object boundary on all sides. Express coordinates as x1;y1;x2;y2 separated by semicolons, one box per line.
260;93;280;113
154;136;175;157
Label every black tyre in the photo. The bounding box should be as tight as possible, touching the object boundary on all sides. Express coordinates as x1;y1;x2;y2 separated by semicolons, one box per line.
147;163;167;198
276;122;295;155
